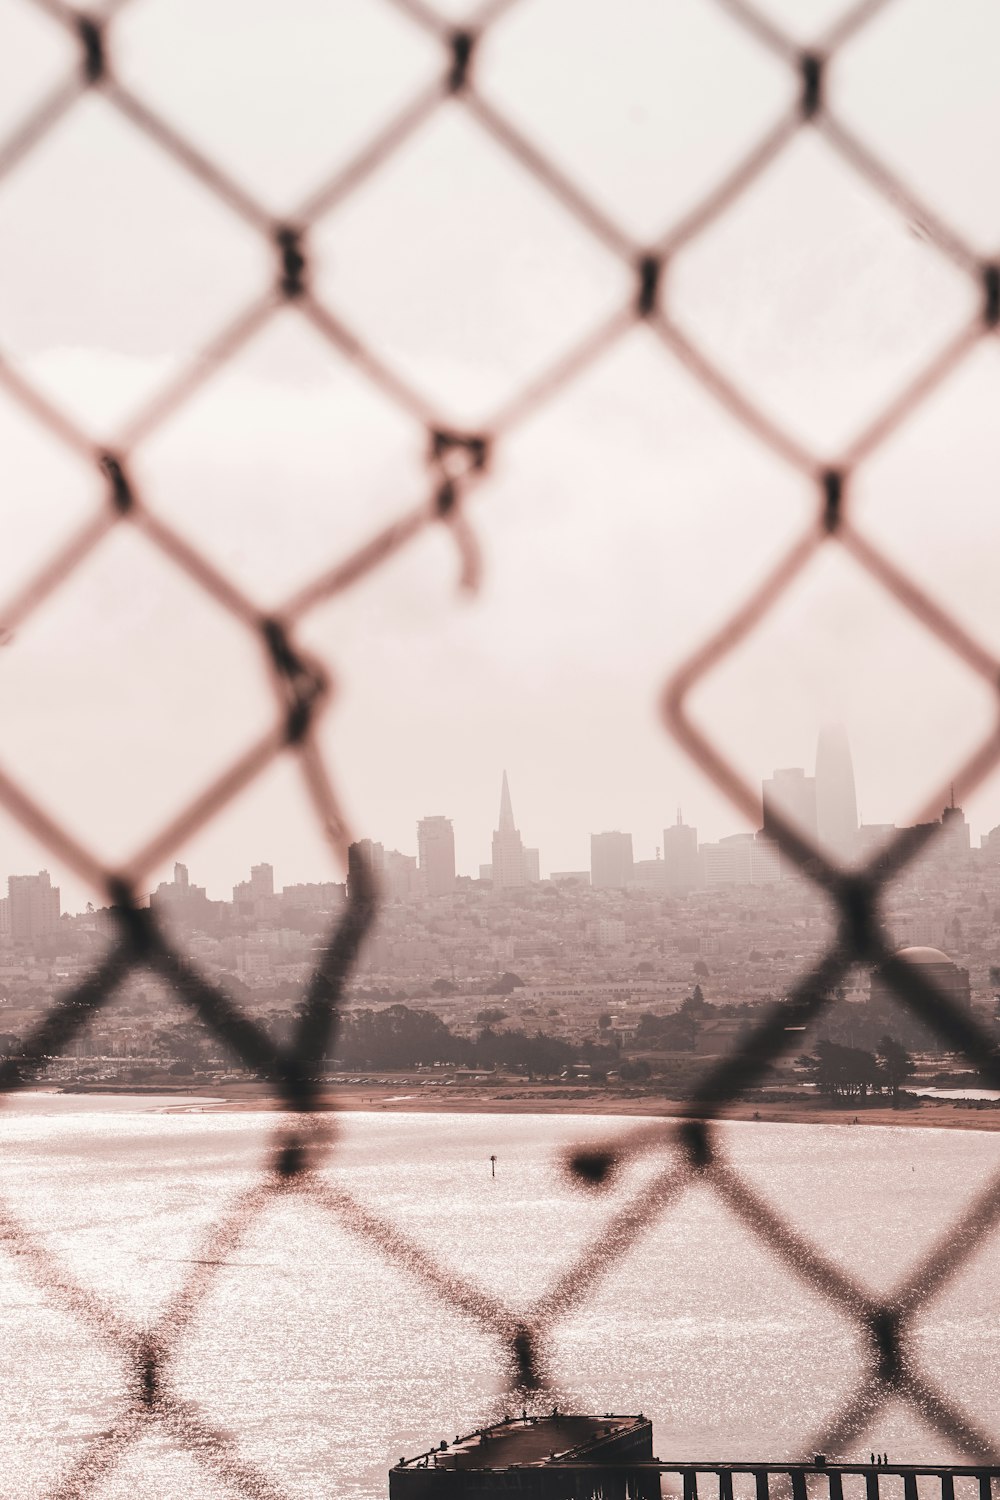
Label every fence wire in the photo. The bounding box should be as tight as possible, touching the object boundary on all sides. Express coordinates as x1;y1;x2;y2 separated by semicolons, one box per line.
1;0;1000;1493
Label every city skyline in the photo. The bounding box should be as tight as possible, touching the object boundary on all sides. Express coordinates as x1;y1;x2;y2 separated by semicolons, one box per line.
9;730;1000;915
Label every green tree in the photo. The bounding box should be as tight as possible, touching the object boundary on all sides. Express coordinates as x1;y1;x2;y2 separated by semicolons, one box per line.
876;1034;915;1104
476;1006;508;1026
681;985;708;1015
803;1040;882;1103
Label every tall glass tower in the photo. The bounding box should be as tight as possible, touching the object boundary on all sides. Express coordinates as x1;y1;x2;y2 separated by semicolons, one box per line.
815;724;859;860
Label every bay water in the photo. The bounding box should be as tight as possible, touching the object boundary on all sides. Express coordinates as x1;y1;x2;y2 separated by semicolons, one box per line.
2;1097;1000;1498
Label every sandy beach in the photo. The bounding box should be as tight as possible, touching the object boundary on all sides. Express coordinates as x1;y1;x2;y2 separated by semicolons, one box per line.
133;1078;1000;1132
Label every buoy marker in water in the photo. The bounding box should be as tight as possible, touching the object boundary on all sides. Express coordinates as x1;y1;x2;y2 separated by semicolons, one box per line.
490;1154;497;1177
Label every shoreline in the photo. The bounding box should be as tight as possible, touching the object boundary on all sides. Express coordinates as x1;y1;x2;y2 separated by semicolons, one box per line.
45;1081;1000;1131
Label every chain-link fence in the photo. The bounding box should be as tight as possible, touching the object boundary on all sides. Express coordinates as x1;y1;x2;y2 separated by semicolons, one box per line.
2;0;1000;1493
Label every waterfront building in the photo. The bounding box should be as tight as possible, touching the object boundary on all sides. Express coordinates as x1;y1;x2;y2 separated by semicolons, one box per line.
869;944;971;1018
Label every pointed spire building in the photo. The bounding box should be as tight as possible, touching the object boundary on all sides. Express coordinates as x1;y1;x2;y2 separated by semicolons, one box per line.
498;770;516;833
491;772;537;887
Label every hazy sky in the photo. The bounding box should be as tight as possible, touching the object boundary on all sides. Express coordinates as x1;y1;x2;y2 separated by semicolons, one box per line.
2;0;1000;907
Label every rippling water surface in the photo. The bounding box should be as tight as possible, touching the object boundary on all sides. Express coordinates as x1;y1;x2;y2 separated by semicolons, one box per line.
2;1096;1000;1499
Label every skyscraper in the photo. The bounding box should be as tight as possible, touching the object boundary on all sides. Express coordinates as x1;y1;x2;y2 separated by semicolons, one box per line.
233;862;274;908
491;771;527;888
7;870;60;942
347;838;384;899
762;768;817;840
762;766;818;876
815;725;858;860
590;831;634;889
662;811;699;891
418;815;456;895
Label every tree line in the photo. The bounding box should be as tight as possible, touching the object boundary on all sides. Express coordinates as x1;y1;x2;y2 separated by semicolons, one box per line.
798;1036;915;1104
334;1004;617;1076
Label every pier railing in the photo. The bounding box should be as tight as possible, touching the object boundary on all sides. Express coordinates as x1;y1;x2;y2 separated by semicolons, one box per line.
664;1464;1000;1500
392;1460;1000;1500
2;0;1000;1493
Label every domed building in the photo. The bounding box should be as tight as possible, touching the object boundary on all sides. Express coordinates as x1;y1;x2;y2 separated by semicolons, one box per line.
869;945;971;1024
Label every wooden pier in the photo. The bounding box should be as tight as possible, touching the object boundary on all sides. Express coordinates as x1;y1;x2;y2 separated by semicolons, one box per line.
390;1416;1000;1500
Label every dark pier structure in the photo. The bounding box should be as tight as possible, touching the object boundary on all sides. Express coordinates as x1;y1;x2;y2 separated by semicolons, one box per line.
391;1413;658;1500
390;1415;1000;1500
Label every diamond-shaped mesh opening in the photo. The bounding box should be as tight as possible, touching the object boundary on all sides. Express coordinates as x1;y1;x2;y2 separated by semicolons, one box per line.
113;0;444;215
0;526;276;866
133;311;429;607
851;344;1000;659
313;105;631;421
834;0;1000;251
0;95;272;435
549;1179;864;1459
479;0;794;242
669;133;978;455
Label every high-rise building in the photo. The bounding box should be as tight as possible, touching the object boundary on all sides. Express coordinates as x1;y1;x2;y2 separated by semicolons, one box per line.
662;811;699;890
762;766;817;875
491;771;527;888
417;815;456;896
383;849;421;900
7;870;60;942
699;832;780;886
981;824;1000;863
762;767;817;841
347;838;384;899
700;833;754;885
631;858;667;889
233;862;274;908
940;799;971;861
590;831;634;889
815;725;858;860
151;862;211;923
